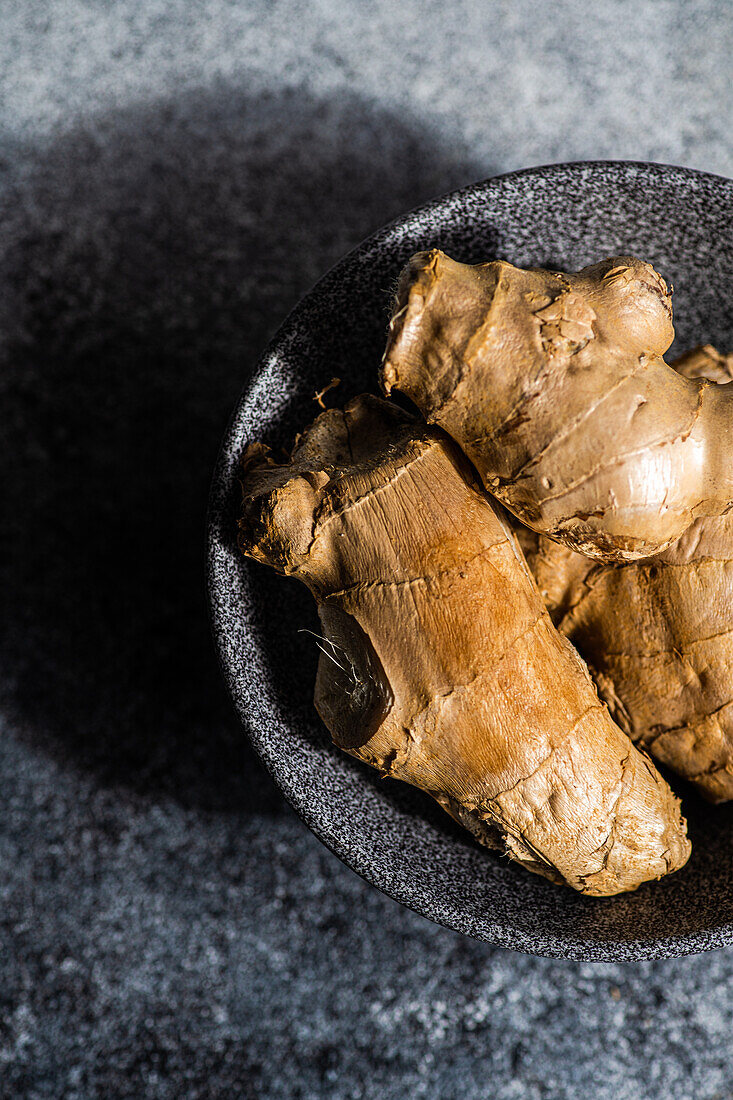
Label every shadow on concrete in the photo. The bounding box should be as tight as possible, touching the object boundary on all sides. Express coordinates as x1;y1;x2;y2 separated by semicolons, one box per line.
1;83;489;814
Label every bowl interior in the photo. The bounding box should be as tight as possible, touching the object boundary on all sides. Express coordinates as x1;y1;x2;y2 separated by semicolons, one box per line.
209;162;733;959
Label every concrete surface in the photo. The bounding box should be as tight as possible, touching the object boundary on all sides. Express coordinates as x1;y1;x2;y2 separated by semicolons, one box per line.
1;2;733;1097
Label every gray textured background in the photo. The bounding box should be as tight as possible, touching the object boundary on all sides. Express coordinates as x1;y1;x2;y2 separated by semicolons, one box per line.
2;2;733;1098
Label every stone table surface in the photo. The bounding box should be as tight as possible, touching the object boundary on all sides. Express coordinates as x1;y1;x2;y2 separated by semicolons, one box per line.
2;3;733;1097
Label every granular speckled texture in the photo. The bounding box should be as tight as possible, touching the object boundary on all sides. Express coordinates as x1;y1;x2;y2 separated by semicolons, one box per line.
4;2;733;1097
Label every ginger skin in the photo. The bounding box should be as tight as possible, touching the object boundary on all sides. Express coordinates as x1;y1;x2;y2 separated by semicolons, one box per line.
239;394;689;895
381;250;733;563
527;346;733;803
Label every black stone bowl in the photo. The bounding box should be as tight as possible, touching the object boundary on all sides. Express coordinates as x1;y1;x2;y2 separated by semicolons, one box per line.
208;162;733;960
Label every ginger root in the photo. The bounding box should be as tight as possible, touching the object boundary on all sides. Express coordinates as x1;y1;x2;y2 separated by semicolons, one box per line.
239;394;689;895
381;250;733;563
527;346;733;803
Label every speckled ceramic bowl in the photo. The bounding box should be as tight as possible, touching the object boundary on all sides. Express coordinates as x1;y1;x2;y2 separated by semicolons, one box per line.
208;162;733;960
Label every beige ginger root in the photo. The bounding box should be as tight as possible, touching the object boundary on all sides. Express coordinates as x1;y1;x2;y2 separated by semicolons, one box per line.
381;250;733;563
526;346;733;804
238;394;690;894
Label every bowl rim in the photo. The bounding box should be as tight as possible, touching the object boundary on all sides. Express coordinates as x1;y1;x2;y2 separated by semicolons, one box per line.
208;159;733;960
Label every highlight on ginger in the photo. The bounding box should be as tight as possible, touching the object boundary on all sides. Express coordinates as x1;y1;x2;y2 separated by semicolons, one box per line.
381;250;733;563
525;345;733;804
238;394;690;896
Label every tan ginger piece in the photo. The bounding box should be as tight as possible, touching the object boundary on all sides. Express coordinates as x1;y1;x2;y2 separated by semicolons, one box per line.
239;394;689;895
673;344;733;384
527;345;733;804
381;250;733;563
